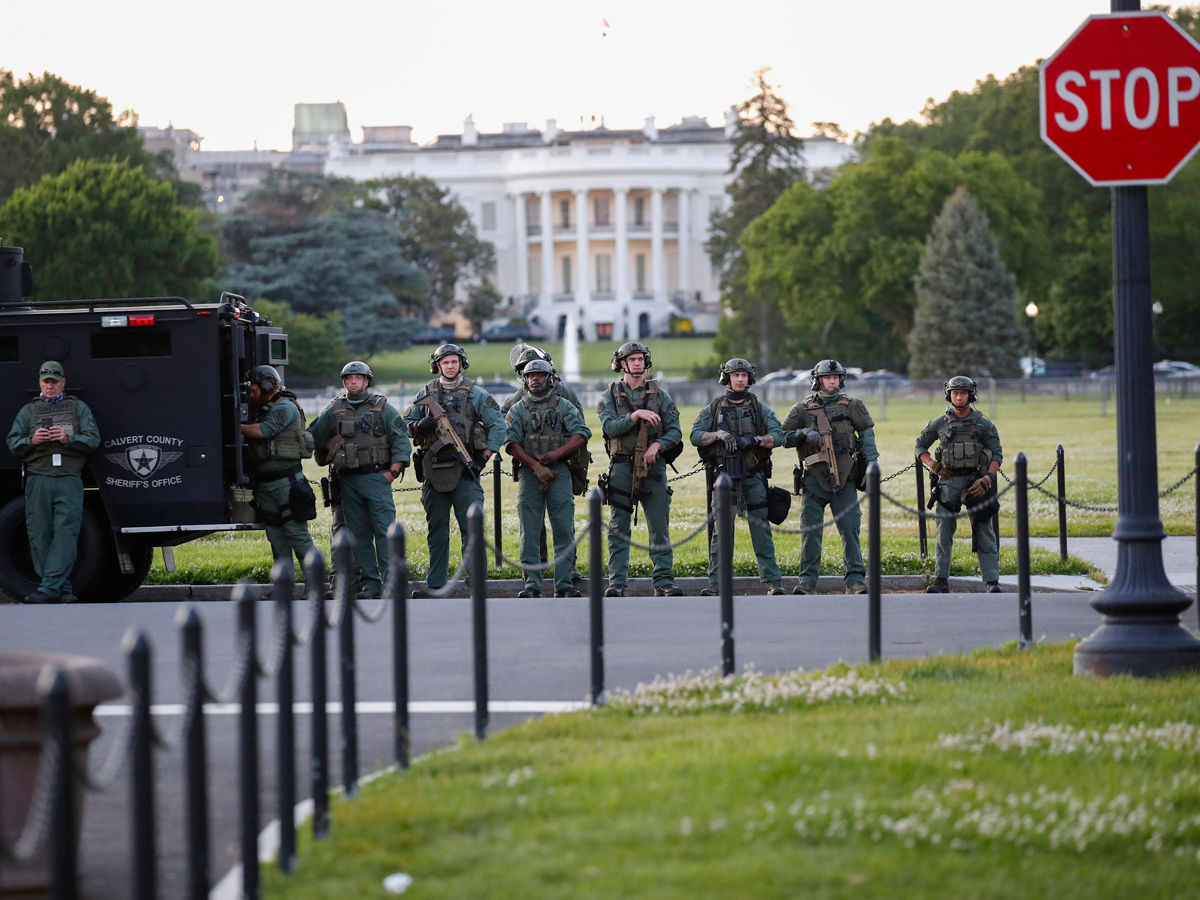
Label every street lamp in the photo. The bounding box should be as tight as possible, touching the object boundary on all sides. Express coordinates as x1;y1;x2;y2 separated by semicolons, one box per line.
1024;301;1039;377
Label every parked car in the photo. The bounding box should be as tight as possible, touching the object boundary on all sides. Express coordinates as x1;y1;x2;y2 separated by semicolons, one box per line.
478;381;519;403
756;368;804;385
859;369;910;387
475;323;547;344
1154;359;1200;378
411;325;456;345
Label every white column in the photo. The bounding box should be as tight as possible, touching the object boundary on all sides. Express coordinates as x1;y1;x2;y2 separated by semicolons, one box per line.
615;188;629;304
540;191;553;303
676;188;689;299
651;187;665;302
513;193;529;297
574;188;590;305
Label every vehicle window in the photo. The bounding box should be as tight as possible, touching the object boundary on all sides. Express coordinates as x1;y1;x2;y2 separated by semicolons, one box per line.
91;330;172;358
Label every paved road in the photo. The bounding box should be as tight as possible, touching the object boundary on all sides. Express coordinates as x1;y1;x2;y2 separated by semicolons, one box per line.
0;586;1113;899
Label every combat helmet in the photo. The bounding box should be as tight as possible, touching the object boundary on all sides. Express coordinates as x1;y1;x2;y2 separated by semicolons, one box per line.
248;365;283;393
340;360;373;385
510;343;554;376
943;375;978;404
521;358;554;393
718;357;757;386
810;359;848;392
610;341;652;373
430;343;469;374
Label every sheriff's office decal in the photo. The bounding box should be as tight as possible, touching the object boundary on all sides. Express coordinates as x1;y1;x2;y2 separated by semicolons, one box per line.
103;434;185;487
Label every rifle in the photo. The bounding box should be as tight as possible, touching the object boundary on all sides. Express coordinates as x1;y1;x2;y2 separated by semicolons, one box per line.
926;471;941;510
417;395;480;480
813;406;841;490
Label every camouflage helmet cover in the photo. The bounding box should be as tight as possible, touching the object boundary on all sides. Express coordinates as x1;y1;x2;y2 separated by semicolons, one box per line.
944;374;978;404
340;360;373;384
249;364;283;393
719;357;757;386
430;343;470;374
511;344;553;375
610;341;652;372
810;358;848;391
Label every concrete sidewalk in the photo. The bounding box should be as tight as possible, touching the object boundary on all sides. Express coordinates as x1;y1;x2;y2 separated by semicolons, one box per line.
1001;535;1197;594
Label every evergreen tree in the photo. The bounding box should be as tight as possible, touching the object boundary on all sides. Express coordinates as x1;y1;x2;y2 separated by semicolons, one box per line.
707;68;806;370
907;187;1025;378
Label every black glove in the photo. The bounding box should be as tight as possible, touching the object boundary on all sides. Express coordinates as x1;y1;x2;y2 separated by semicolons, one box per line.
416;415;437;435
737;434;759;451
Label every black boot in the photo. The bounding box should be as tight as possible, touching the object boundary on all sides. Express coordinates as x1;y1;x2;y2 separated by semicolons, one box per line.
925;577;949;594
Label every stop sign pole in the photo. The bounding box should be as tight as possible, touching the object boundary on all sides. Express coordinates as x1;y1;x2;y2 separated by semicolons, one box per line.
1042;1;1200;676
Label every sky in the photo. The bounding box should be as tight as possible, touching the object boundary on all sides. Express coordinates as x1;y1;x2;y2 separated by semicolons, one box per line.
7;0;1114;151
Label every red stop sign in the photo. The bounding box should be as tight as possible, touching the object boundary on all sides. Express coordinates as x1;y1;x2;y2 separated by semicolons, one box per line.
1040;11;1200;186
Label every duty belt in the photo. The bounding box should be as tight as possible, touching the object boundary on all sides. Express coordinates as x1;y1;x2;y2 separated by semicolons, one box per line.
260;463;304;484
611;453;633;464
341;464;390;475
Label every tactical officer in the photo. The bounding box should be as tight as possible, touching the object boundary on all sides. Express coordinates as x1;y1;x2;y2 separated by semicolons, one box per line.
597;341;683;597
308;361;410;599
782;359;879;594
504;358;591;598
690;358;786;595
503;344;587;585
403;343;506;597
239;365;317;570
5;361;100;603
915;375;1004;593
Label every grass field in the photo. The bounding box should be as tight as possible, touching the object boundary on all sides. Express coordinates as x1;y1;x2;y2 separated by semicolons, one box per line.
144;392;1200;585
260;641;1200;899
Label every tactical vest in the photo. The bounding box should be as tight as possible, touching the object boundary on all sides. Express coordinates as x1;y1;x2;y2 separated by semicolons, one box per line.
934;409;991;476
249;393;313;475
326;393;392;472
698;393;771;474
517;394;573;458
23;397;81;471
799;394;860;479
414;378;489;454
605;379;663;456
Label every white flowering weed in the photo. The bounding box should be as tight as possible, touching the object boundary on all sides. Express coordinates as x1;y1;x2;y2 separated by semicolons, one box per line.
937;719;1200;759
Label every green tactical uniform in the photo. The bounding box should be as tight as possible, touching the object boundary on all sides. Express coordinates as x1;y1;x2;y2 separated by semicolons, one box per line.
308;391;410;596
782;391;879;589
403;378;506;590
597;379;682;591
6;395;100;600
690;393;785;589
245;391;316;569
915;407;1004;582
505;395;591;594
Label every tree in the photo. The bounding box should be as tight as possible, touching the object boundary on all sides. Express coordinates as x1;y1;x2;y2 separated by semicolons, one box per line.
0;70;169;205
907;188;1025;378
0;158;219;300
248;298;348;380
707;68;806;369
366;175;496;321
222;209;427;354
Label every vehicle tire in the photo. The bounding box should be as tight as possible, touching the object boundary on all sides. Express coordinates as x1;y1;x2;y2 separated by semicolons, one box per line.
0;496;107;602
93;544;154;602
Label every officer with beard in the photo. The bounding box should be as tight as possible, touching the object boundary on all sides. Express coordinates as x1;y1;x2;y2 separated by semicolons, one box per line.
504;358;591;597
915;375;1003;593
782;359;878;594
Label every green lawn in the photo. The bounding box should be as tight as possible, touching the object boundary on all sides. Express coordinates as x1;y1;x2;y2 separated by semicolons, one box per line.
261;642;1200;899
144;393;1199;585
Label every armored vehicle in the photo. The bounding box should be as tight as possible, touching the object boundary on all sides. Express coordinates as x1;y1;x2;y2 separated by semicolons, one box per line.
0;243;289;601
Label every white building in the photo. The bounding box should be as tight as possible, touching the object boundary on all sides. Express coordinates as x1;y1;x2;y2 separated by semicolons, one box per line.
325;114;855;342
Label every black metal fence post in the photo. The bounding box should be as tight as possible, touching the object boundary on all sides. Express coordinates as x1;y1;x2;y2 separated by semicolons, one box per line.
1057;444;1068;561
469;501;489;740
333;531;359;799
386;523;410;768
1016;453;1033;649
124;630;157;900
916;464;928;559
177;606;209;900
41;667;77;900
717;474;735;676
493;453;503;567
868;462;881;663
272;560;297;873
235;584;259;900
305;550;330;840
589;489;605;706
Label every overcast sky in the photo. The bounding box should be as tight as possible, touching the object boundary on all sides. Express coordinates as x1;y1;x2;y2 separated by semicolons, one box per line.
8;0;1110;150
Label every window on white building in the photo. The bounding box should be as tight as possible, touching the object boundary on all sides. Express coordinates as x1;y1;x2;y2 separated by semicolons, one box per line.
594;196;610;227
529;256;541;295
562;256;572;294
595;255;612;293
481;201;496;232
633;196;646;226
635;254;647;293
560;198;571;229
